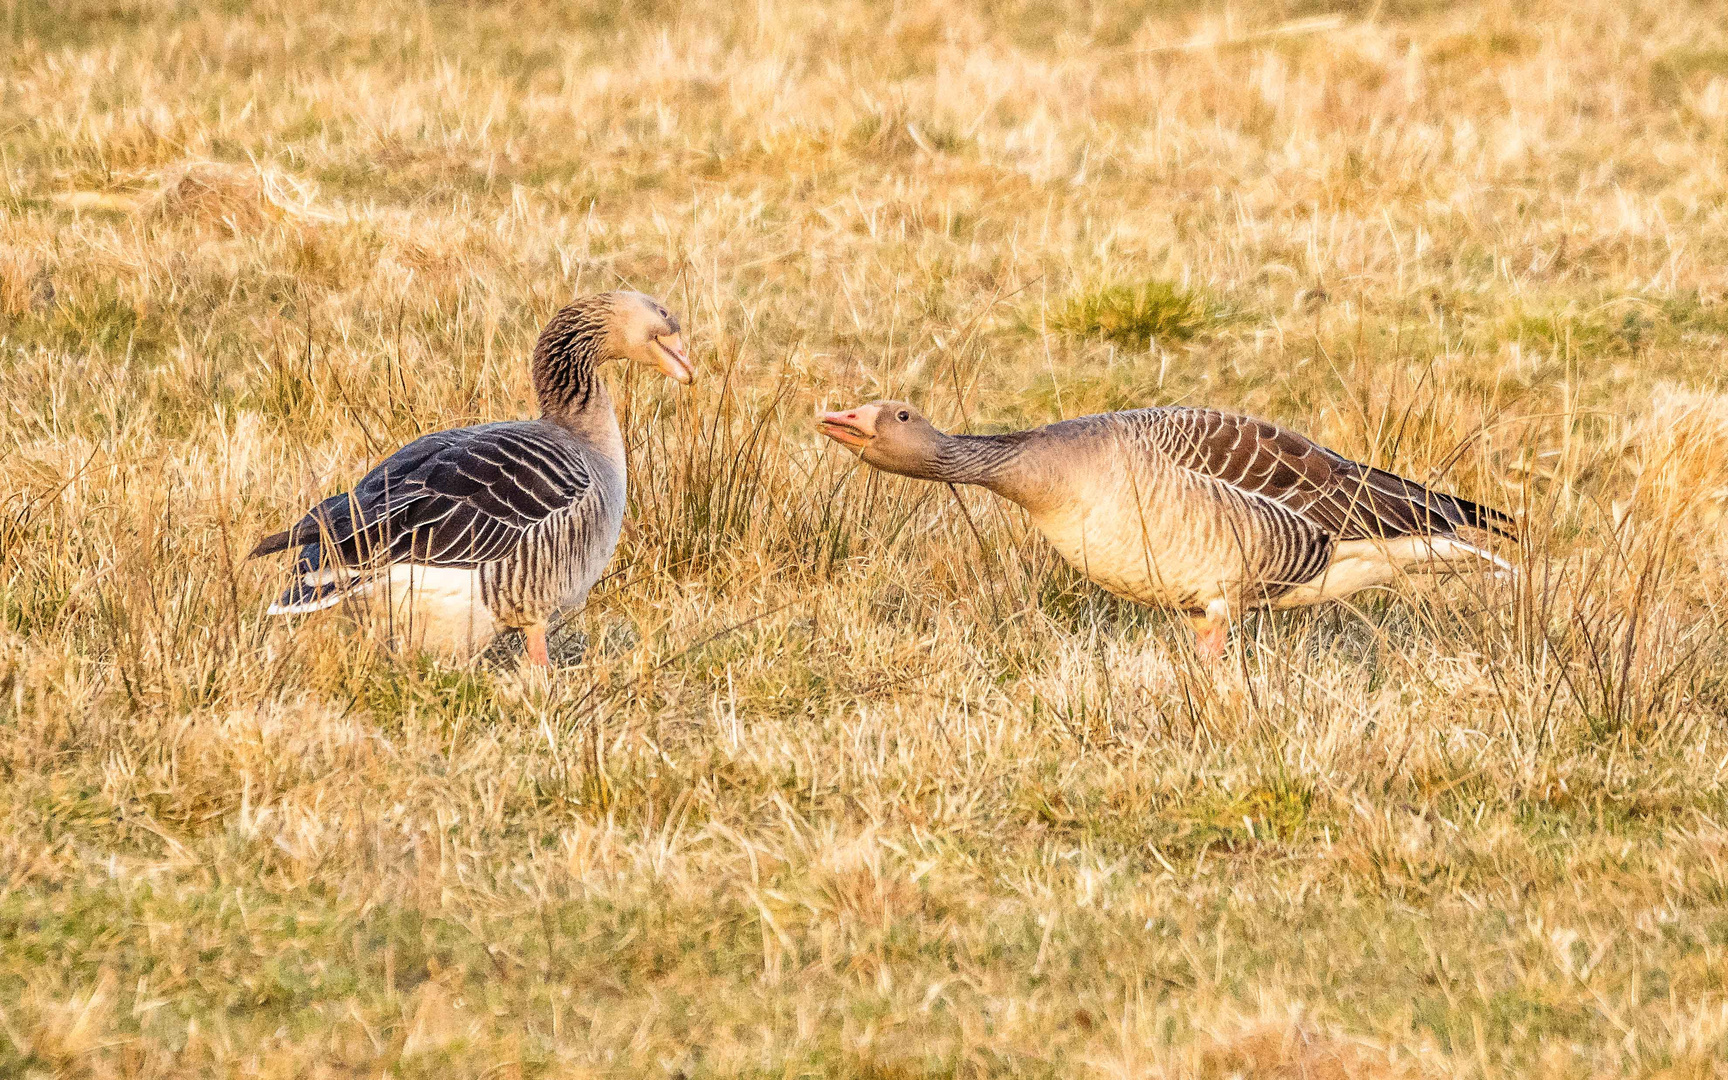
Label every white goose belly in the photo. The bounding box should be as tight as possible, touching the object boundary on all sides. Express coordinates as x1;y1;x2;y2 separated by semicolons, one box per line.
364;564;502;659
359;498;622;661
1031;503;1500;615
1030;496;1261;614
1269;534;1505;609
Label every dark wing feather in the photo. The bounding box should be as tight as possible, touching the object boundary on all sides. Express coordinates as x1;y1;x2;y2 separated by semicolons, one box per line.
252;422;592;569
1146;409;1517;542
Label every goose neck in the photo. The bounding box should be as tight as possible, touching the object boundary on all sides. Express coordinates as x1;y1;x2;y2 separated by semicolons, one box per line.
931;432;1049;508
549;377;625;472
532;310;608;420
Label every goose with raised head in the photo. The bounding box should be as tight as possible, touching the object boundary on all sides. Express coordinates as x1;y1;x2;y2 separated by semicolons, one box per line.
251;291;694;666
818;400;1516;658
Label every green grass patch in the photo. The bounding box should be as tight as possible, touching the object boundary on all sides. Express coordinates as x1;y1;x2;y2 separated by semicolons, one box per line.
1497;301;1658;356
1652;48;1728;104
1160;779;1322;854
1042;280;1225;348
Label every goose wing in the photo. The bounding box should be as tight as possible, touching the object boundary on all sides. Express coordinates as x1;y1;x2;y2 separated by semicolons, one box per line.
251;421;593;568
1143;408;1516;542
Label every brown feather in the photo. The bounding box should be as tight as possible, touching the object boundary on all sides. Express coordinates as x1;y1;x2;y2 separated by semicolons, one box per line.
1147;409;1515;542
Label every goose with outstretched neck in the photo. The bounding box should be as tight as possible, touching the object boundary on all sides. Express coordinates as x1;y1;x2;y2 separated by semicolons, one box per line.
251;291;694;666
818;400;1516;658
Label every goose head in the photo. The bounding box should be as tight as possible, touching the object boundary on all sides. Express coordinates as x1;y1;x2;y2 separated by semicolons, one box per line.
532;291;694;418
818;400;946;478
605;290;694;384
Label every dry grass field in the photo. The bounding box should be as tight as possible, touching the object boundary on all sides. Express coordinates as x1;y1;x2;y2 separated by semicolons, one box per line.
5;0;1728;1075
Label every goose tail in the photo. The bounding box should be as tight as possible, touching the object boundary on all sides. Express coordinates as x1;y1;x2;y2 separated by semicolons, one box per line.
1448;536;1516;575
250;529;294;558
1452;495;1519;543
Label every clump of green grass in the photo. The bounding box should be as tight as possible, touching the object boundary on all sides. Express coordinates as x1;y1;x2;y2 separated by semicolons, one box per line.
1161;779;1321;854
1044;279;1223;347
1651;47;1728;103
1661;290;1728;341
1499;301;1658;357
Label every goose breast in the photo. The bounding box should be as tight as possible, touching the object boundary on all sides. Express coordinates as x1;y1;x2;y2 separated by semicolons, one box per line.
1027;422;1331;611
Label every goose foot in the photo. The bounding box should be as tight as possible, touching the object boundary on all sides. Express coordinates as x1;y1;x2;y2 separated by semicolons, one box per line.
524;624;552;668
479;621;590;670
1190;621;1228;663
1186;602;1232;663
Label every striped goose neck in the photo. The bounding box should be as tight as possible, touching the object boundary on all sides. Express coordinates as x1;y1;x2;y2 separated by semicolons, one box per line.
927;432;1051;508
928;434;1013;483
532;300;612;421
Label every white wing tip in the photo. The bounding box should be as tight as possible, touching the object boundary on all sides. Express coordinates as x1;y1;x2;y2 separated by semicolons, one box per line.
1469;544;1515;574
265;570;363;615
266;593;349;616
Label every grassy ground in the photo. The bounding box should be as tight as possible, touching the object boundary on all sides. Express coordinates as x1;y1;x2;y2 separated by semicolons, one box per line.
5;0;1728;1075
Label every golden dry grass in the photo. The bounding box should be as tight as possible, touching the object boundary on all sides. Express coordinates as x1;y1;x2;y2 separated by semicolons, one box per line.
4;0;1728;1075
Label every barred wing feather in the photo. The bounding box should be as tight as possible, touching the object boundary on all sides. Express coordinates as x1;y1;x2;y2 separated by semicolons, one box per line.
1143;409;1517;542
251;422;593;571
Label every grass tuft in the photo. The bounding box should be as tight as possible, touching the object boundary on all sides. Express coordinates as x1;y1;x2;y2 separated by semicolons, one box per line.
1044;279;1224;347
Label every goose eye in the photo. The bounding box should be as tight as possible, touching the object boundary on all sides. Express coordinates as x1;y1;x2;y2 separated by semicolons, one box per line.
896;410;910;422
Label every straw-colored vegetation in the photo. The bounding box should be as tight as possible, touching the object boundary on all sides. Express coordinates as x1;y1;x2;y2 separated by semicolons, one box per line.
4;0;1728;1075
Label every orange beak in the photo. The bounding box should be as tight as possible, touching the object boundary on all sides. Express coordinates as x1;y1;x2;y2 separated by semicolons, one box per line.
653;333;694;384
817;404;880;450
